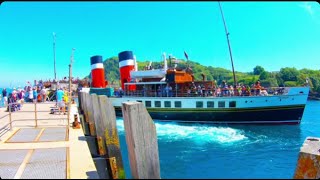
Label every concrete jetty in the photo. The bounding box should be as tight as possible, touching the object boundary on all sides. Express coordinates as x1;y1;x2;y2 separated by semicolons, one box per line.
0;103;99;179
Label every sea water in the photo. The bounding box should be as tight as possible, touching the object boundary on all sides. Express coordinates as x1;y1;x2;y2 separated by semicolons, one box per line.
116;100;320;178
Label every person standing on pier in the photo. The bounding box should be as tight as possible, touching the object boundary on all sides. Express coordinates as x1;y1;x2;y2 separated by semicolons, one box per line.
2;88;7;108
28;86;34;102
40;87;47;102
56;87;66;115
33;87;38;103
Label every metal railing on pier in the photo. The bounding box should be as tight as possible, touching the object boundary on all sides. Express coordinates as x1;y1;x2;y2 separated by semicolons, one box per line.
0;95;77;138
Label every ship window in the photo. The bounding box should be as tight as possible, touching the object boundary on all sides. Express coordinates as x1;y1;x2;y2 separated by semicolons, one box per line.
145;101;151;107
207;101;214;108
229;101;236;108
218;101;225;108
196;101;203;108
175;101;182;108
137;100;142;103
164;101;171;108
155;101;161;107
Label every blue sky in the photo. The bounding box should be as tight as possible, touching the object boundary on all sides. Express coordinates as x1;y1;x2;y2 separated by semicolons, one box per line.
0;1;319;88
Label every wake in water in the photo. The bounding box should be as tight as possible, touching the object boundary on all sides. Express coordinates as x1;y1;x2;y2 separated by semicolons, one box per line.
116;118;247;144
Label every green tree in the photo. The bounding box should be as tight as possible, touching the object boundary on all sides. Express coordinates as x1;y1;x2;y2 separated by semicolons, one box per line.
309;77;320;93
279;67;299;81
275;72;284;86
253;65;265;75
260;78;278;87
259;71;269;80
284;81;297;87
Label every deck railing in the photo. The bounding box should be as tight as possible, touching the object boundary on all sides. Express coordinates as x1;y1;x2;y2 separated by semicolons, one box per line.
117;87;289;98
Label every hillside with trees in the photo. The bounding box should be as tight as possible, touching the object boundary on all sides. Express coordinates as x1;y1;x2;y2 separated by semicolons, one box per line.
85;56;320;97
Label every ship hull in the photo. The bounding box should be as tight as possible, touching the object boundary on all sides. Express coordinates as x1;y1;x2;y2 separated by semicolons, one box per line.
114;104;305;124
88;87;310;125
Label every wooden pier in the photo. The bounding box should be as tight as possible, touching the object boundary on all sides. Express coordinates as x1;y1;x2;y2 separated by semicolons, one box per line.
78;91;161;179
0;103;99;179
0;91;162;179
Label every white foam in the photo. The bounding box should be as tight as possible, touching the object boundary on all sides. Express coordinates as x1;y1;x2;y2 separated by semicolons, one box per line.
116;118;247;144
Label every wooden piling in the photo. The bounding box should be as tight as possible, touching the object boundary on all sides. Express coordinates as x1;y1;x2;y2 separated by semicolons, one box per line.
86;93;96;136
294;137;320;179
79;92;84;112
91;94;126;179
122;101;161;179
78;92;89;135
82;92;89;123
80;93;90;135
77;91;83;113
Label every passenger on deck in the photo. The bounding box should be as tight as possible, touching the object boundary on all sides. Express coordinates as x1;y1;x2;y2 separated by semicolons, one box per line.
119;87;123;97
201;85;206;97
233;85;238;96
221;81;229;96
237;84;242;96
187;88;191;97
157;86;161;97
250;84;255;96
260;89;268;96
165;85;169;97
254;80;262;96
241;85;246;96
247;85;252;96
229;85;234;96
207;87;212;96
216;87;221;97
211;84;216;96
197;85;201;96
169;85;173;97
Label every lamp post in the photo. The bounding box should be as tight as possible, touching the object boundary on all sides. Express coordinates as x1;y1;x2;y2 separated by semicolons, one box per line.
53;32;57;81
68;48;75;127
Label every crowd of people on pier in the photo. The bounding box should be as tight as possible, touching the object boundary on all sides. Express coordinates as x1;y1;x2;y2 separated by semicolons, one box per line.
1;86;49;112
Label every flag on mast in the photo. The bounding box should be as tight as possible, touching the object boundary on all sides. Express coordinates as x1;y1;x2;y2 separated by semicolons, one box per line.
184;51;189;60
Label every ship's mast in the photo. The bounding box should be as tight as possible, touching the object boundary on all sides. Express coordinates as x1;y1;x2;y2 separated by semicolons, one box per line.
218;2;237;86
